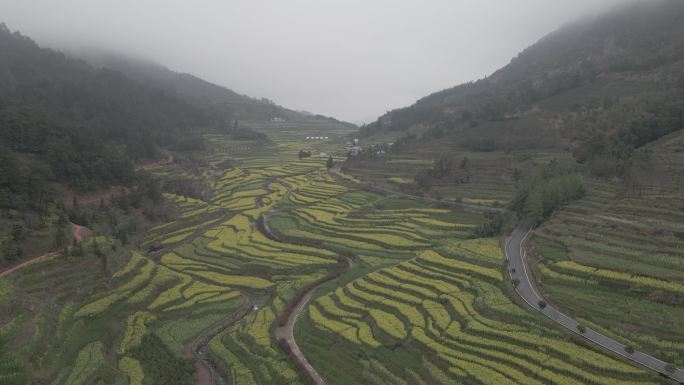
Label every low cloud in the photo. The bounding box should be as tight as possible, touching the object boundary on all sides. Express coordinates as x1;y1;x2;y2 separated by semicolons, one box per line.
0;0;637;122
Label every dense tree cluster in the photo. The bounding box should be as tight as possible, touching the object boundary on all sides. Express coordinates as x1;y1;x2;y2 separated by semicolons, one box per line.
298;150;312;159
65;173;177;250
83;52;328;124
0;150;50;212
571;94;684;177
414;155;463;192
0;25;211;264
472;212;509;238
511;160;585;223
0;25;212;191
130;334;195;384
0;23;323;268
223;121;268;141
161;174;212;202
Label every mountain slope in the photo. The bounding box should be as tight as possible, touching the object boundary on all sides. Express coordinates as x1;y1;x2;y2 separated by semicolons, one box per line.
344;0;684;370
0;24;213;190
362;0;684;164
0;23;353;266
79;51;341;123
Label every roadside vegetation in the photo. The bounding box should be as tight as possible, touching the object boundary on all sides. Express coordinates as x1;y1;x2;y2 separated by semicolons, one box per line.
510;159;585;223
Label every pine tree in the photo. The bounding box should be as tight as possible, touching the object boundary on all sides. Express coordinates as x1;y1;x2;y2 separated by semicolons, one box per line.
524;189;544;223
1;237;19;262
53;225;66;249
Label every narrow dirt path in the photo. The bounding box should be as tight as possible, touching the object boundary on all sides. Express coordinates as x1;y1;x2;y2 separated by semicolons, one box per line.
135;156;174;171
0;223;89;279
258;206;355;384
275;289;326;385
189;291;254;385
72;224;87;244
185;341;212;385
274;256;353;385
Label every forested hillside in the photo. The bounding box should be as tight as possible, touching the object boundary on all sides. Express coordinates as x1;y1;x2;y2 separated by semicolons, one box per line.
360;0;684;178
79;52;333;123
0;24;212;191
0;23;217;264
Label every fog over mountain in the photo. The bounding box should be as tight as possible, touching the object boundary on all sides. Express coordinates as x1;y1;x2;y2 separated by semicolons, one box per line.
1;0;636;122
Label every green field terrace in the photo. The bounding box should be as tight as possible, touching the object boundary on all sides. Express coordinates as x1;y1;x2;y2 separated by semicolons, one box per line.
0;121;673;385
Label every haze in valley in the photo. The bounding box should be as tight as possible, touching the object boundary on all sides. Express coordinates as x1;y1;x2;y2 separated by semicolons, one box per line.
0;0;637;122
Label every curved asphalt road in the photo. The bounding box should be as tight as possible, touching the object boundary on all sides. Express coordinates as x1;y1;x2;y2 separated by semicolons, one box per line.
506;224;684;383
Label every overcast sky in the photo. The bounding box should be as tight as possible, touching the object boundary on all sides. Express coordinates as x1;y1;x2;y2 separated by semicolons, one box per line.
1;0;636;123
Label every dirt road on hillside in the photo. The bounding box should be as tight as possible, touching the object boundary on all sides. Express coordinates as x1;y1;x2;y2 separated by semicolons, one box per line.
0;223;89;279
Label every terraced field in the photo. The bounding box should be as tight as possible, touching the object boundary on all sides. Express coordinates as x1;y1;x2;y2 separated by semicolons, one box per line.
290;204;667;384
0;121;674;385
531;180;684;368
123;131;357;384
344;137;572;206
0;122;352;385
528;131;684;369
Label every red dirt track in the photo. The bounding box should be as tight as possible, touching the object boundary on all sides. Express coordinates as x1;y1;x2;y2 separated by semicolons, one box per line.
184;341;212;385
0;223;89;279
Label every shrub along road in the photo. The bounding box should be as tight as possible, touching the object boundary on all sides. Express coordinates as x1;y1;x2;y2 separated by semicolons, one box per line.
506;224;684;383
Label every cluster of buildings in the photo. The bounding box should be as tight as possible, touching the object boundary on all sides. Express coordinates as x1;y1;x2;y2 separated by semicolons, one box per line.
305;136;329;140
345;138;393;157
347;138;363;156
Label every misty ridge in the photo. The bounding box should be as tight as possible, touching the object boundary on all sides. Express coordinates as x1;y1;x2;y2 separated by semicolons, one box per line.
1;1;684;385
0;0;644;123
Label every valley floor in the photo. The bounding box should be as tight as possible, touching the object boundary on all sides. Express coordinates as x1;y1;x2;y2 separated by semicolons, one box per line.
0;121;677;385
